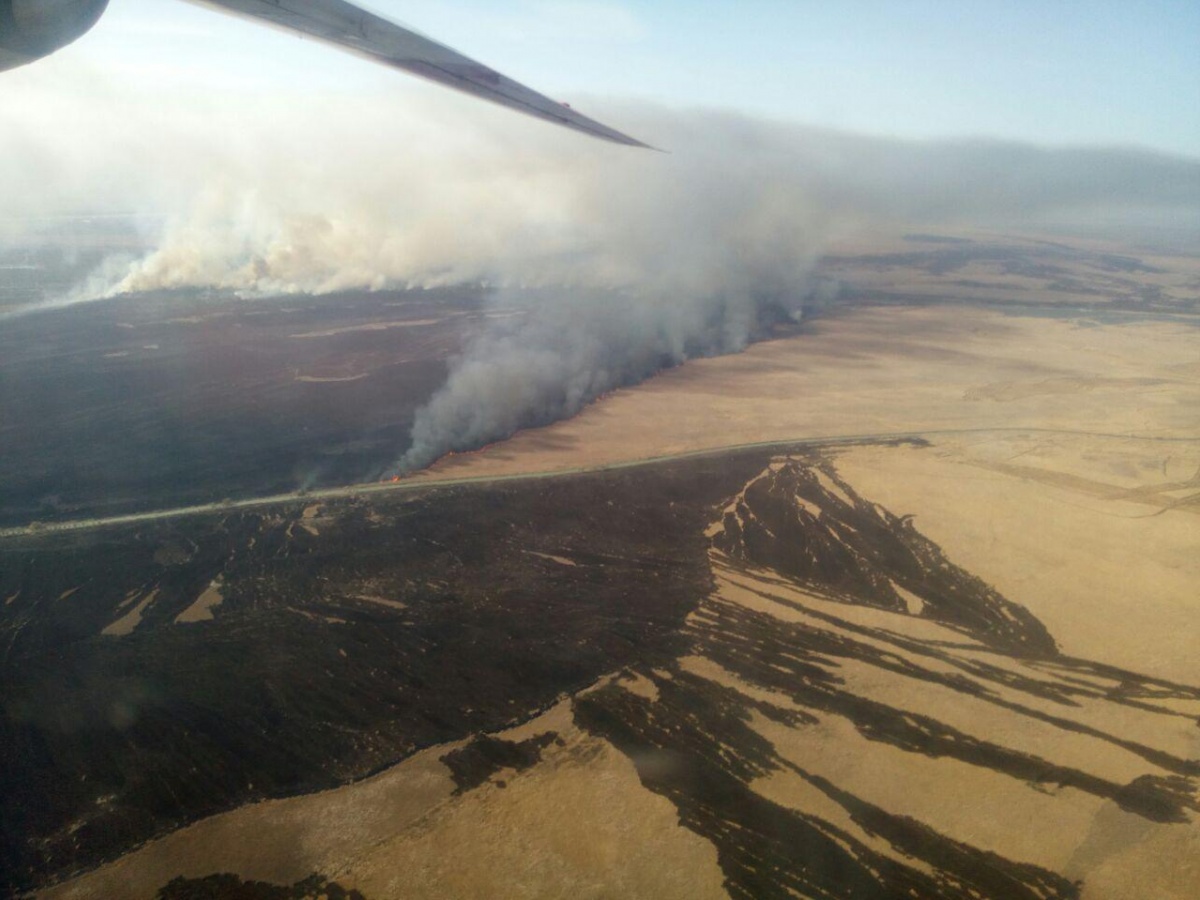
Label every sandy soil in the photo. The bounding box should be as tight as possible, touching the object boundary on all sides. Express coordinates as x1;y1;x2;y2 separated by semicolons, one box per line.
331;701;727;900
174;578;224;624
834;440;1200;684
411;305;1200;483
44;699;727;900
101;589;159;637
40;742;460;900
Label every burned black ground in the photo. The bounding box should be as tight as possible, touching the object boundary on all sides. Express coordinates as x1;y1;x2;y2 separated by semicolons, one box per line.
0;449;771;894
155;873;365;900
440;732;560;794
0;288;481;528
3;446;1197;899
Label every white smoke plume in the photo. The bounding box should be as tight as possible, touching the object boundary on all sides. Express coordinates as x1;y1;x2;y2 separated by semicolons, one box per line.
3;61;1198;470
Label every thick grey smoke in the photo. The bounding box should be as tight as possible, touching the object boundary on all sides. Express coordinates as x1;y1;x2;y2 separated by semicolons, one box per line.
3;62;1198;469
399;286;774;470
385;115;1199;471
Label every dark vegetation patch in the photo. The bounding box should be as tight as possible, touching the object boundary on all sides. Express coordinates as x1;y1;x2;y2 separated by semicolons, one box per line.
710;457;1057;656
440;731;559;794
0;447;774;894
818;238;1196;318
6;447;1196;898
0;288;482;527
156;873;365;900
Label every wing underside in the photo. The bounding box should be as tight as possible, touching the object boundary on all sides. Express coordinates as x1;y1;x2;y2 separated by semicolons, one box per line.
189;0;650;147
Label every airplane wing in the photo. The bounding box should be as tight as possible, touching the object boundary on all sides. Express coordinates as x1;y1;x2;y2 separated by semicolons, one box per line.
189;0;651;148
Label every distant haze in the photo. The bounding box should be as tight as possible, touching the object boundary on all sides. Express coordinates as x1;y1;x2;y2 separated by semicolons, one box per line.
2;70;1198;469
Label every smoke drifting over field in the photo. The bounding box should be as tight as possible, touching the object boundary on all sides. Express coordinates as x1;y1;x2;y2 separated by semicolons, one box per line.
399;286;779;470
3;69;1199;468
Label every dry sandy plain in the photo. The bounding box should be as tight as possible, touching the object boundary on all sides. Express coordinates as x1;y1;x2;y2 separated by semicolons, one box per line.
38;232;1200;899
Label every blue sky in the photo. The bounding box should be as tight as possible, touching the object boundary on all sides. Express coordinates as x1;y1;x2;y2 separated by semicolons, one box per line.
54;0;1200;158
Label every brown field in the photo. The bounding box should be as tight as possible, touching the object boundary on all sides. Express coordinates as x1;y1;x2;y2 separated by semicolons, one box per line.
36;234;1200;900
415;302;1199;482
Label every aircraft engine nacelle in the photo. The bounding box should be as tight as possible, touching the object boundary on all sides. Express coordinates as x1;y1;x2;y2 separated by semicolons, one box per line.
0;0;110;72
